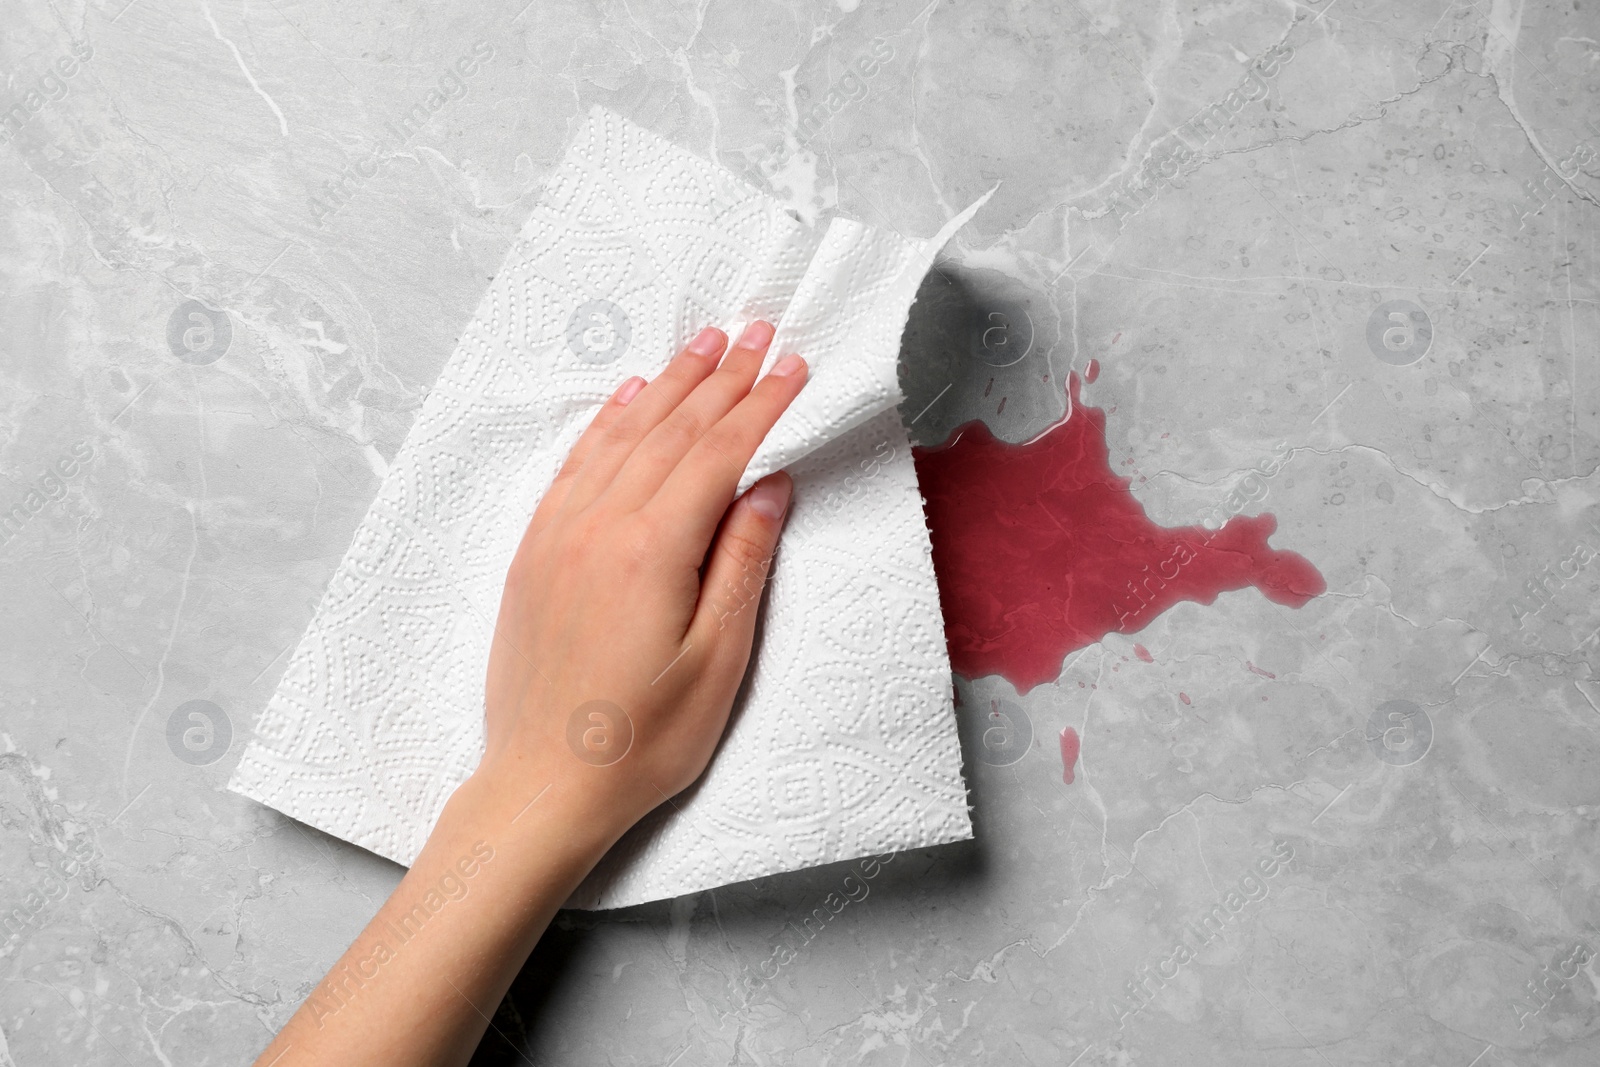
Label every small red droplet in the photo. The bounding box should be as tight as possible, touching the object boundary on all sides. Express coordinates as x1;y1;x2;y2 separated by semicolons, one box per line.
1245;660;1277;679
1060;727;1081;784
1133;644;1153;663
1179;692;1191;705
1084;359;1100;383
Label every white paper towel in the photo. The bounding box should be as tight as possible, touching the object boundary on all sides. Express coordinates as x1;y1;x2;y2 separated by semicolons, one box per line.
229;106;985;909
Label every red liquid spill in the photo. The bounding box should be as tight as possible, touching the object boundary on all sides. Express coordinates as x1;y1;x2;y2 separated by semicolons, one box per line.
1245;660;1277;679
1133;644;1153;663
1179;692;1191;705
1060;727;1080;784
1084;359;1100;384
912;373;1326;694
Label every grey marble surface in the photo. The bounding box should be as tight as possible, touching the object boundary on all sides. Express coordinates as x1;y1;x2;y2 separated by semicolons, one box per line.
3;0;1598;1063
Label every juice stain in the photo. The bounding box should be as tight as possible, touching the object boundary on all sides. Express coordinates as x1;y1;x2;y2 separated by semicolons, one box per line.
1060;726;1081;785
912;372;1325;694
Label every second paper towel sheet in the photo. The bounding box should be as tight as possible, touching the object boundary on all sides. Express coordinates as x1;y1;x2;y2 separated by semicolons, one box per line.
229;106;981;909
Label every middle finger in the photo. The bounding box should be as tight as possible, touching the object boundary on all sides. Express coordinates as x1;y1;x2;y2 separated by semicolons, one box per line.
600;320;777;511
554;325;728;516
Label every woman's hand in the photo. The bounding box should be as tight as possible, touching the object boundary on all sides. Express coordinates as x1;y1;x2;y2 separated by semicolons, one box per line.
477;319;805;840
252;321;806;1067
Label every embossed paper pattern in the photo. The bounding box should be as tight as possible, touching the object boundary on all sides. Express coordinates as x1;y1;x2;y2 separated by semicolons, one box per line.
228;106;975;909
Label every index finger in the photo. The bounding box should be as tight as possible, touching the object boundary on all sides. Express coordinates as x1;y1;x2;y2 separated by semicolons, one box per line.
643;353;808;552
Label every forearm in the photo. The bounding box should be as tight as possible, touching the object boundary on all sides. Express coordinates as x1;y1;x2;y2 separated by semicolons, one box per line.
253;770;618;1067
253;321;800;1064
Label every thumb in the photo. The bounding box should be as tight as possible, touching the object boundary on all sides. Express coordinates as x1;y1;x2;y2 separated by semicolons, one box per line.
690;472;792;652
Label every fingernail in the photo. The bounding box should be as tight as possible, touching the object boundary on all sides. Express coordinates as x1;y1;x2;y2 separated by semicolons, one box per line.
769;354;806;378
747;478;791;520
736;320;775;349
688;326;725;356
614;376;646;406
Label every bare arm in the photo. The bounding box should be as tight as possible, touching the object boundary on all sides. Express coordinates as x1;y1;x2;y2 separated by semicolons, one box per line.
253;320;804;1066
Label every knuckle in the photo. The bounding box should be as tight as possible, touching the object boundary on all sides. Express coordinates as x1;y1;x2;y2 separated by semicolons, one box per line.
619;516;667;569
549;455;583;488
709;535;773;632
661;359;707;395
720;526;773;573
503;553;539;598
702;422;752;464
601;416;642;449
661;405;712;449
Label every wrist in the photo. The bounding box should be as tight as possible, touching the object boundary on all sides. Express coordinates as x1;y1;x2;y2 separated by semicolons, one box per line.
448;756;637;873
